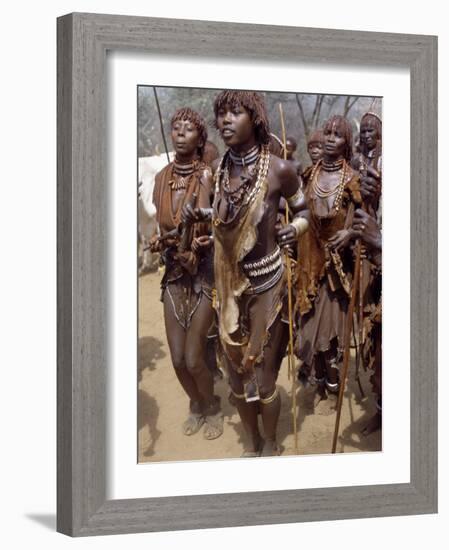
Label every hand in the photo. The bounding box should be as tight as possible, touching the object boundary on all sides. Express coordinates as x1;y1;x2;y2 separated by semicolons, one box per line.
327;228;353;252
148;235;161;253
163;235;180;249
352;208;381;252
276;225;297;247
181;203;199;225
181;203;212;225
191;235;213;253
360;175;381;204
175;250;198;274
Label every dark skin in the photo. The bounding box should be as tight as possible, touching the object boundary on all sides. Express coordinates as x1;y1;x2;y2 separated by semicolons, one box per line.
352;208;381;261
170;119;201;219
286;137;302;177
351;208;382;434
308;140;324;165
357;117;381;206
311;119;355;391
152;117;219;438
323;121;354;253
183;103;306;455
183;105;304;249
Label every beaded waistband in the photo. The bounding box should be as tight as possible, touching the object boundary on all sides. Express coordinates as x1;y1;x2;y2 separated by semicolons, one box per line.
243;262;284;295
242;246;281;278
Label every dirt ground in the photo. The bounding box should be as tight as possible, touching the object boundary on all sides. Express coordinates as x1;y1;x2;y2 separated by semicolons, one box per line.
138;269;381;463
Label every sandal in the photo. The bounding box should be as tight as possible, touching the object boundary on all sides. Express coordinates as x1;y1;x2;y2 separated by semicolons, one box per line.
203;411;224;440
182;412;204;436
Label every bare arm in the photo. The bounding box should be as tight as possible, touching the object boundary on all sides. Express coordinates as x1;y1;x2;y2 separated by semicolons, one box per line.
181;166;214;225
276;159;309;246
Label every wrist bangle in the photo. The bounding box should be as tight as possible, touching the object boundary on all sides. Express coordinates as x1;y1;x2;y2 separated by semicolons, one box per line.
290;216;309;237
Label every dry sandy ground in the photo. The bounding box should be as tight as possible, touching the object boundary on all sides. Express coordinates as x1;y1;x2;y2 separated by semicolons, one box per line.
138;269;381;463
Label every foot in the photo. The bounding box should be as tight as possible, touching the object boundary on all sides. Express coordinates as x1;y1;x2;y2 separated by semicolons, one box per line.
312;384;328;408
203;411;224;440
361;412;381;436
182;412;204;436
261;439;281;457
241;436;264;458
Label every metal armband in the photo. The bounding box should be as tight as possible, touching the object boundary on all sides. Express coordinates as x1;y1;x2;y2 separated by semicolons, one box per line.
286;187;304;209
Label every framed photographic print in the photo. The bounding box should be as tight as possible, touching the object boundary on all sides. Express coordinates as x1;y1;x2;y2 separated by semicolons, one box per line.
57;12;437;536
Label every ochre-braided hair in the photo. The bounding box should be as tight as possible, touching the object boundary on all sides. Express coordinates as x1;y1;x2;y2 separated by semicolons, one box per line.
213;90;271;145
171;107;208;158
308;128;324;146
323;115;353;162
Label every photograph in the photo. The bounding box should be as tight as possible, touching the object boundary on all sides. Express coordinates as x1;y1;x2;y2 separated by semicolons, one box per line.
52;8;437;538
137;86;383;462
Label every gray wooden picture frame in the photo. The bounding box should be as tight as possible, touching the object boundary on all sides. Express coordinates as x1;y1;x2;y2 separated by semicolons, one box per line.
57;12;437;537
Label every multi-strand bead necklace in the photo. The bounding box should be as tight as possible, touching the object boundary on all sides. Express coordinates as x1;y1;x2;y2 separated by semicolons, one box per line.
215;145;269;215
169;159;196;190
310;158;347;213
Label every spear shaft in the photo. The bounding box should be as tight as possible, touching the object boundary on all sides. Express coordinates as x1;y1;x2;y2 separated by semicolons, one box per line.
332;240;362;453
152;87;171;164
278;103;299;455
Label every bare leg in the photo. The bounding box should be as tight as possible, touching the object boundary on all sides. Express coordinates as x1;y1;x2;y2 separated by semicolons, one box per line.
228;366;263;456
235;399;263;456
185;295;216;410
313;352;327;405
259;396;281;456
257;316;284;456
163;292;201;404
315;341;340;416
163;292;204;434
324;340;340;395
185;295;223;439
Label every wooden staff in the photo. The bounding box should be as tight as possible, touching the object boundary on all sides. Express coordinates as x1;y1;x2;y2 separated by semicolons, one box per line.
353;262;366;399
278;103;299;454
152;86;171;164
332;240;362;453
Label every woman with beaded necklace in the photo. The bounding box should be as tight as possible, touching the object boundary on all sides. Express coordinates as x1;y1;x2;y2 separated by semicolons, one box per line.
151;107;223;440
296;114;362;409
183;91;309;457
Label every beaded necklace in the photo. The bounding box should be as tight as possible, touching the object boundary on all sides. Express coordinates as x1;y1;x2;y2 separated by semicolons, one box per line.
322;158;344;172
310;158;347;213
169;159;196;190
228;144;260;167
214;145;270;224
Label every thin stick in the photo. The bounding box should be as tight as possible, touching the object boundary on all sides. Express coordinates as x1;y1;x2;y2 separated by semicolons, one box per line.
355;261;366;398
278;103;298;454
332;240;362;453
152;87;171;164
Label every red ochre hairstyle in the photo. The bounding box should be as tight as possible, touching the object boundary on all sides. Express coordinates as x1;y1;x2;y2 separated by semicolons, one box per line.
308;128;324;145
323;115;353;162
213;90;271;145
171;107;208;158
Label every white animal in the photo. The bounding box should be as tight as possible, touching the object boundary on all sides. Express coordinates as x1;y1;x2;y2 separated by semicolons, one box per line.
138;152;174;274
